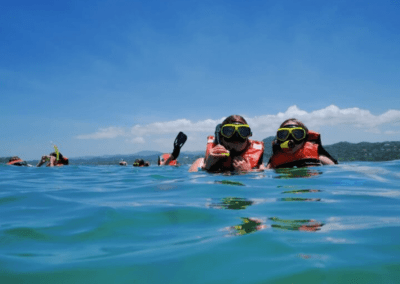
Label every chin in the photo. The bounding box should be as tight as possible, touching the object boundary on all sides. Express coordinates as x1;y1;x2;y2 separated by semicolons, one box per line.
228;141;247;151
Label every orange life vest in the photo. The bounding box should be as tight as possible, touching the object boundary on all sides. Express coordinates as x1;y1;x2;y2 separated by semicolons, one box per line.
159;153;177;166
205;136;264;169
269;130;322;168
7;159;24;165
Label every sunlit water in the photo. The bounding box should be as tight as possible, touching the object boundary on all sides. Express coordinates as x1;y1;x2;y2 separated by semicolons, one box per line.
1;161;400;283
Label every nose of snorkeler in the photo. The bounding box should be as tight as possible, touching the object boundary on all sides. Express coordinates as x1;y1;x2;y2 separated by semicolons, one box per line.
280;139;295;149
226;131;246;143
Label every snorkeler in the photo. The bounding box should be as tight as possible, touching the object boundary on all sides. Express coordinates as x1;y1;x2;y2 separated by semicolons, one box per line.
189;115;264;173
158;132;187;166
266;118;338;169
133;159;150;167
37;145;69;167
7;156;29;166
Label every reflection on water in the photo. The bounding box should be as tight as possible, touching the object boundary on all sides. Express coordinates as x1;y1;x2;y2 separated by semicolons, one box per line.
280;197;321;202
269;217;323;232
209;197;254;210
215;180;245;186
282;189;322;194
227;217;267;236
274;168;322;179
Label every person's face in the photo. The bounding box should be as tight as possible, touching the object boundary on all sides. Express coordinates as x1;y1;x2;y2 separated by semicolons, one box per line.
280;121;306;152
221;121;249;152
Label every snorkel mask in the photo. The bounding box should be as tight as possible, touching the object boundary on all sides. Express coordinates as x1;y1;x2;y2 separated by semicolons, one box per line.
276;125;307;150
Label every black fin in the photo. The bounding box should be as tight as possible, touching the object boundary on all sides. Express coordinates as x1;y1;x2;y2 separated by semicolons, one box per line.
172;132;187;159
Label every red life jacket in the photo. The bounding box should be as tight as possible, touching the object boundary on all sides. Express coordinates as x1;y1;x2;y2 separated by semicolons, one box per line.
7;159;24;165
159;153;177;166
269;130;322;168
205;136;264;169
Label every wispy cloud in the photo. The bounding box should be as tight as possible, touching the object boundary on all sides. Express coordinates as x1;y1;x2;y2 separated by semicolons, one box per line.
384;130;400;135
76;105;400;141
129;137;146;144
76;127;127;139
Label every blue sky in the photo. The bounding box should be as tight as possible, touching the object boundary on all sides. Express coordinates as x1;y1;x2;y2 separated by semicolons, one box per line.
1;0;400;160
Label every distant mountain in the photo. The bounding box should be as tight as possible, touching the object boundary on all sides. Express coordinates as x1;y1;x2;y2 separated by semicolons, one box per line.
324;141;400;162
262;136;276;161
58;151;204;166
0;157;12;164
2;139;400;166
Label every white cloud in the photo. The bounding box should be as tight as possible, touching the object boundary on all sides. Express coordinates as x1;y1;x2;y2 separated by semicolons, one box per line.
129;137;145;144
75;105;400;141
76;127;126;139
247;105;400;134
384;130;400;135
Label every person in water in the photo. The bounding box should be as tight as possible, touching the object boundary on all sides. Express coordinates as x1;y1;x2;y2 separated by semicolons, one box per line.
37;152;69;167
189;115;265;173
7;156;29;166
119;160;128;166
133;159;150;167
266;118;338;169
158;132;187;166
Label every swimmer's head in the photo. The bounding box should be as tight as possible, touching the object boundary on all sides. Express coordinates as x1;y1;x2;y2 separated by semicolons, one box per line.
133;159;145;167
277;118;308;151
220;115;251;152
221;115;248;126
9;156;21;162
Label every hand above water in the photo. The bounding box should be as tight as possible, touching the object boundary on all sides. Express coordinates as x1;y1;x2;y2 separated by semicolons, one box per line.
204;145;230;170
232;156;252;172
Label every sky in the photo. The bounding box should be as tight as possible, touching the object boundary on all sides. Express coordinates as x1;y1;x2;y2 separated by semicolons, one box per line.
1;0;400;160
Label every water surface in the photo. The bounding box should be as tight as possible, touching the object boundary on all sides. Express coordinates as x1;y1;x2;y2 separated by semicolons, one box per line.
1;161;400;283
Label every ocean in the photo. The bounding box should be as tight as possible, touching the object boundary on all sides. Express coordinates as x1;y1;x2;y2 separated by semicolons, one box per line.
1;161;400;283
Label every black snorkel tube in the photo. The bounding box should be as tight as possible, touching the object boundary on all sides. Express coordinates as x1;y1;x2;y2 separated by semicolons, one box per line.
215;124;222;145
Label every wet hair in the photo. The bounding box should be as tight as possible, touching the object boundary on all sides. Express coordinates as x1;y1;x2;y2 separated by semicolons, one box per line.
134;159;145;166
221;115;248;126
50;152;64;159
9;156;21;162
144;161;150;167
279;118;308;133
49;152;69;165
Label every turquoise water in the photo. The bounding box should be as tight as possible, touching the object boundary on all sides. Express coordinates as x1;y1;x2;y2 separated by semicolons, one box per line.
1;161;400;283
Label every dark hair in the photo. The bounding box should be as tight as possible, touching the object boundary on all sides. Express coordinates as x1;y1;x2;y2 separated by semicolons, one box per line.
279;118;308;133
9;156;20;162
50;152;64;159
49;152;68;165
222;115;248;126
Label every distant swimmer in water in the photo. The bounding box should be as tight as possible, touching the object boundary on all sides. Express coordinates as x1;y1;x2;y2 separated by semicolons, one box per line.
7;156;29;166
189;115;265;173
37;145;69;167
119;160;128;166
158;132;187;166
133;159;150;167
266;118;338;169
